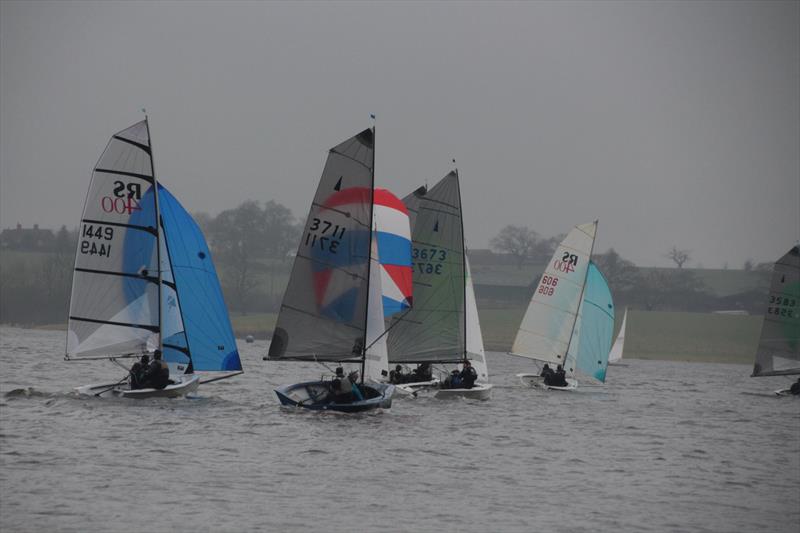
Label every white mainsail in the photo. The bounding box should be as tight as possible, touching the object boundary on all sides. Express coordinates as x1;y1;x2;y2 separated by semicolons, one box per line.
510;221;598;373
66;120;161;359
608;308;627;363
465;258;488;382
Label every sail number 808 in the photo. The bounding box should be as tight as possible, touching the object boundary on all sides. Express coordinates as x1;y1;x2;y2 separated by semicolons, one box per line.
538;275;559;296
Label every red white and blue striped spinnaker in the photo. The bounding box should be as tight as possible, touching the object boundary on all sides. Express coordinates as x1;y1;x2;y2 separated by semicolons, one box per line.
373;189;412;317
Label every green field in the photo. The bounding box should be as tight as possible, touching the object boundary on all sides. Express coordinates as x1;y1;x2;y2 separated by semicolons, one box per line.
477;306;762;364
623;310;761;364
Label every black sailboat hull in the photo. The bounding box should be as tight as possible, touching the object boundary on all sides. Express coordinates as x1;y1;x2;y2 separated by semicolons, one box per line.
274;380;394;412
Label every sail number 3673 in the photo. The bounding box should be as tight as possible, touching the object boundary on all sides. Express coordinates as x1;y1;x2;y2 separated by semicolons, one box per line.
413;247;447;275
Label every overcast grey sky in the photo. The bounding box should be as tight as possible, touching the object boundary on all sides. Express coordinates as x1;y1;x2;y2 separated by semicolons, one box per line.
1;1;797;268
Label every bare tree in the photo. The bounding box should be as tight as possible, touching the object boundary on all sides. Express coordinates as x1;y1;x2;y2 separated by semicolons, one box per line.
490;225;540;268
665;246;691;268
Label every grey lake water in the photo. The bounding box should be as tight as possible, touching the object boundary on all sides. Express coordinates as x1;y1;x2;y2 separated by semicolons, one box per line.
1;326;798;533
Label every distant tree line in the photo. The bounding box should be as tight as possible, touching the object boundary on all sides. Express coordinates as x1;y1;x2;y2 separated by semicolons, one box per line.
0;200;299;324
0;226;77;324
0;217;773;326
488;224;769;314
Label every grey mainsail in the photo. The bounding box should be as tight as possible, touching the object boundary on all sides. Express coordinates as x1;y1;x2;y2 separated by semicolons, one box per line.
752;245;800;377
66;120;161;359
387;172;466;363
268;129;375;361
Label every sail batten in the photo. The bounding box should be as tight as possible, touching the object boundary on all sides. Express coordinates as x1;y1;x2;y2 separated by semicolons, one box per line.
95;169;154;182
69;317;160;331
80;219;157;234
752;246;800;377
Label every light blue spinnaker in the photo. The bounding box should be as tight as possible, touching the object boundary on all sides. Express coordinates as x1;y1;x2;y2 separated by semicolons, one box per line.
575;262;614;382
158;184;242;372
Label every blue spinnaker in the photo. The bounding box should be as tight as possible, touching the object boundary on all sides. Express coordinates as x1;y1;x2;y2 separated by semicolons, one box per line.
576;262;614;382
158;185;242;372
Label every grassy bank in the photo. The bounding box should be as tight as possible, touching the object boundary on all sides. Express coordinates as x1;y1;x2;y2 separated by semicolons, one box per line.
477;306;761;364
624;310;761;364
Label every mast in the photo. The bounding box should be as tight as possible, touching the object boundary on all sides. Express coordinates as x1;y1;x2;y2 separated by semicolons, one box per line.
361;124;376;384
562;220;598;372
454;165;468;364
144;115;164;356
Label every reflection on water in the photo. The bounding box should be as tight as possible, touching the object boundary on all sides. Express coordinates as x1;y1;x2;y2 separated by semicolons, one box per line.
1;327;798;532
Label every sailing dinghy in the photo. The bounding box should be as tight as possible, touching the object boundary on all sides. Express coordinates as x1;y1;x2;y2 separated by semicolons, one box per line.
750;246;800;395
68;119;242;398
387;171;492;400
511;221;598;391
267;128;399;412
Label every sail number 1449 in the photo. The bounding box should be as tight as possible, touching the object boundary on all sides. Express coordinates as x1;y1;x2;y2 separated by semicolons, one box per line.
80;224;113;257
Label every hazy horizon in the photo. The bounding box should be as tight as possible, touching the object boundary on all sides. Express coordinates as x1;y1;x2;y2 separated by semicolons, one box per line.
2;1;798;268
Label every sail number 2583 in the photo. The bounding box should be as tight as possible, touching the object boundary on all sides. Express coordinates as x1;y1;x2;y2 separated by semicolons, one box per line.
538;275;559;296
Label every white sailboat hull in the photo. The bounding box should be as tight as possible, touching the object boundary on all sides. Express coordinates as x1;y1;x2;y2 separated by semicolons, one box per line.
394;378;441;397
434;383;493;400
75;374;200;399
516;373;578;391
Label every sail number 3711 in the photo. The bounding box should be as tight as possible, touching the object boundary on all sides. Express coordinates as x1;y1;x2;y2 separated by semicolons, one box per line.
304;217;346;254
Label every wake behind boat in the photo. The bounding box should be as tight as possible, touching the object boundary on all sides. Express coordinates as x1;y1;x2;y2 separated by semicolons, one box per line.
66;118;242;398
